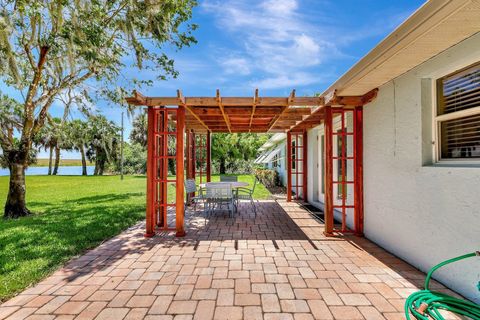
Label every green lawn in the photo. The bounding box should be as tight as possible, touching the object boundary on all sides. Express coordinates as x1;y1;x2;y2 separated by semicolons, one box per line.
0;174;269;301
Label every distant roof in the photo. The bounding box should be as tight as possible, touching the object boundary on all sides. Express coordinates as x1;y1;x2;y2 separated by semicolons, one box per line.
256;147;282;164
259;133;286;151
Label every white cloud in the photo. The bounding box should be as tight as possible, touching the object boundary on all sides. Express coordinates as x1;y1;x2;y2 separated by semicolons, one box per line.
220;57;251;75
250;72;319;90
202;0;336;89
260;0;298;16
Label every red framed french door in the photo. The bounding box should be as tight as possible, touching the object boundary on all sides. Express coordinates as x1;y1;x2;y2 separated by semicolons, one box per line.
324;106;363;236
146;106;185;237
287;131;308;202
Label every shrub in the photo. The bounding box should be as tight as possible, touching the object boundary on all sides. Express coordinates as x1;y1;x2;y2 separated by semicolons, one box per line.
110;142;146;174
212;159;256;174
254;169;279;188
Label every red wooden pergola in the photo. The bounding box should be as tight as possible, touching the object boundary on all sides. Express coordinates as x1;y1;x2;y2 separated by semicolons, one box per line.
126;88;377;238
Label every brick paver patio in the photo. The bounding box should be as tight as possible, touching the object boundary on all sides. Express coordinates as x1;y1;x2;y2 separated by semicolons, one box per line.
0;200;462;320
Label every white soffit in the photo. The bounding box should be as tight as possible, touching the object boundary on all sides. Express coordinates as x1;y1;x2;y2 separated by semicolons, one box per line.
324;0;480;97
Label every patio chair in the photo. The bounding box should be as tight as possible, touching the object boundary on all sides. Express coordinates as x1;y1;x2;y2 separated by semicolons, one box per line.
220;175;238;182
234;178;257;217
205;182;235;218
184;179;204;218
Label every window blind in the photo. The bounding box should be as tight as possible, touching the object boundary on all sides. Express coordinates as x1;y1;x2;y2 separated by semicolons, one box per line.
440;113;480;159
437;63;480;115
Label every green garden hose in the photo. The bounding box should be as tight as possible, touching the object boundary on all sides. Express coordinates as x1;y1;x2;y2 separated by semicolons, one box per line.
405;251;480;320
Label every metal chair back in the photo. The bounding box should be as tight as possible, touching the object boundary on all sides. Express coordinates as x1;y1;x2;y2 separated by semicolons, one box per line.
251;178;258;194
185;179;197;194
220;176;238;182
206;182;233;200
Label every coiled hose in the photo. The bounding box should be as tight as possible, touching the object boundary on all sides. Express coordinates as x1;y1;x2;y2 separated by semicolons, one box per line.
405;251;480;320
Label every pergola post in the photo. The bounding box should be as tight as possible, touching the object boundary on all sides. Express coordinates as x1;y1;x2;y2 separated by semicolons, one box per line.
186;129;191;179
354;106;364;236
186;129;194;202
192;132;196;181
302;130;308;202
206;131;211;182
186;128;190;203
286;131;292;202
324;106;334;236
176;105;186;237
145;107;156;237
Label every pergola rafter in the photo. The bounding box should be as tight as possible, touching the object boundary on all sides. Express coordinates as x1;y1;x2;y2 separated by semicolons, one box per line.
248;89;259;133
216;89;232;133
267;89;295;132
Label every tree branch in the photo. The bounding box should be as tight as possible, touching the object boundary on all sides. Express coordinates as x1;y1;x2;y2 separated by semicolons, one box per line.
104;0;129;26
32;68;95;136
20;45;50;150
24;44;36;70
0;127;13;151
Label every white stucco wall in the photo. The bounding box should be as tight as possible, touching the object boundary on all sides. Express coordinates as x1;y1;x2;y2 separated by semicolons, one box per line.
307;129;319;203
278;141;287;187
363;32;480;303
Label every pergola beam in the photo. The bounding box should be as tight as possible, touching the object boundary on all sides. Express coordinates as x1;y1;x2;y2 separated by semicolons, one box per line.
290;89;378;132
129;95;324;107
324;88;378;106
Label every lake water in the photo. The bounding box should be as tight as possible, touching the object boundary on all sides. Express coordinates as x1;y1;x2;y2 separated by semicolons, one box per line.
0;166;95;176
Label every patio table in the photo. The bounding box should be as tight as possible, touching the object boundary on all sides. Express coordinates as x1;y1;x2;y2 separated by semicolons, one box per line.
199;181;249;189
200;182;249;214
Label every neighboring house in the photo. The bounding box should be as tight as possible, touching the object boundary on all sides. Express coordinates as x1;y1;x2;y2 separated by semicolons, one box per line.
254;133;287;185
258;1;480;303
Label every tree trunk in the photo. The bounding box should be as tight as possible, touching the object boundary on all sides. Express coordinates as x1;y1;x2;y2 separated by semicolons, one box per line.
4;162;31;219
98;159;105;175
48;146;53;175
219;158;226;174
52;146;60;175
94;159;105;176
80;145;87;176
94;161;99;175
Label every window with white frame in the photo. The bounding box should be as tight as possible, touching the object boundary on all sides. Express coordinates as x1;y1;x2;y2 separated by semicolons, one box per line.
436;62;480;160
272;154;279;168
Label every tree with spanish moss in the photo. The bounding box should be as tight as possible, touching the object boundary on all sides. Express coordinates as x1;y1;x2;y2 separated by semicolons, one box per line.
86;115;119;176
0;0;197;218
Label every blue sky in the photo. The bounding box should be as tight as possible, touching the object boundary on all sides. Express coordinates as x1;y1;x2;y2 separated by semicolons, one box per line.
9;0;426;158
